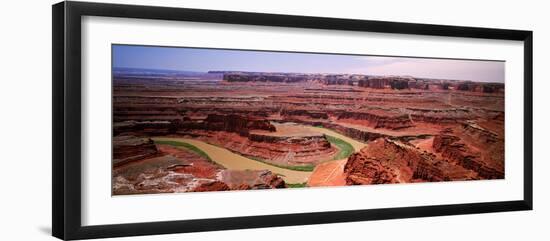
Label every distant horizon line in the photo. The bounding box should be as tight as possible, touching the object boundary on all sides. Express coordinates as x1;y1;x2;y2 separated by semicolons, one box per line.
113;66;505;83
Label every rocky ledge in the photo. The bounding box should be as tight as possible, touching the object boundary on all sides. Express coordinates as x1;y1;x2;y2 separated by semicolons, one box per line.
337;110;414;130
433;132;504;179
113;135;159;167
343;138;477;185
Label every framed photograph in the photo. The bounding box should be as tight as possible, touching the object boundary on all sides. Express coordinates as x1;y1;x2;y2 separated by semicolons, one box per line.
52;1;533;240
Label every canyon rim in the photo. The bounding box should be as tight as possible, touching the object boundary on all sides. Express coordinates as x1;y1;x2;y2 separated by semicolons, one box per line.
111;45;505;195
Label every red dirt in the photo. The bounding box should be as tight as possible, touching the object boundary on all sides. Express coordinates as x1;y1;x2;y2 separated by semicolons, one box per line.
307;159;347;187
156;144;221;178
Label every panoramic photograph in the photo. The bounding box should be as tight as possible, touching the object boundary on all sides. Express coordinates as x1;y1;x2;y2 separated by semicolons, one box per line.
111;44;505;195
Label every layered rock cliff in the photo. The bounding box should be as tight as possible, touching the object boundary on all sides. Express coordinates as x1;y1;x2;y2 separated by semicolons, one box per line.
112;135;159;167
337;110;414;130
343;138;445;185
432;132;504;179
202;114;276;136
114;114;276;137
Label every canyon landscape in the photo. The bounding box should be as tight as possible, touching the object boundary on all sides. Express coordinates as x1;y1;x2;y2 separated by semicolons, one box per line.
112;45;505;195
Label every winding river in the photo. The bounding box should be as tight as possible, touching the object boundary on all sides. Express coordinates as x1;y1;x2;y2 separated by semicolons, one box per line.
153;124;367;184
303;126;367;151
153;137;311;183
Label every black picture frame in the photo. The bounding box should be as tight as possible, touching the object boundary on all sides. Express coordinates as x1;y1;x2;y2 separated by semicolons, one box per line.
52;1;533;240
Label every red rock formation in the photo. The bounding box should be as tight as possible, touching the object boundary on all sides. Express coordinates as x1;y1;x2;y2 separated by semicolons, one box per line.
192;181;231;192
410;114;463;124
186;130;337;166
461;121;499;143
203;114;276;136
432;133;504;179
332;124;386;141
323;75;354;85
343;138;445;185
114;114;276;137
112;70;506;192
220;170;286;189
357;77;414;89
338;110;414;130
112;143;224;195
112;135;159;167
281;109;329;119
224;73;311;83
117;120;337;166
407;108;472;124
358;77;389;89
456;82;504;93
114;121;172;136
344;154;399;185
412;158;445;181
286;120;387;142
341;136;484;186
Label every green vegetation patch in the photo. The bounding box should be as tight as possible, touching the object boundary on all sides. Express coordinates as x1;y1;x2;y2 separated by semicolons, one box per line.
154;140;213;162
287;182;307;188
326;135;355;160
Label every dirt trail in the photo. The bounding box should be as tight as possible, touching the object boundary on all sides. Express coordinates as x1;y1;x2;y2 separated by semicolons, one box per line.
153;137;312;184
307;159;347;187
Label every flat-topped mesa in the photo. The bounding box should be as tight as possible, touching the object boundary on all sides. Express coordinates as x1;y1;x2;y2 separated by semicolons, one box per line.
248;131;330;145
322;74;355;85
165;121;337;166
197;130;335;166
223;72;312;83
220;71;504;92
203;114;276;136
223;72;359;84
358;76;414;89
455;82;505;93
113;135;159;167
337;110;414;130
343;138;445;185
432;133;504;179
409;80;447;91
358;77;388;89
242;123;336;165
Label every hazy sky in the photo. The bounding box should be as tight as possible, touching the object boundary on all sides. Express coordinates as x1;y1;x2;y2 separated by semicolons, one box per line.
113;45;505;83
